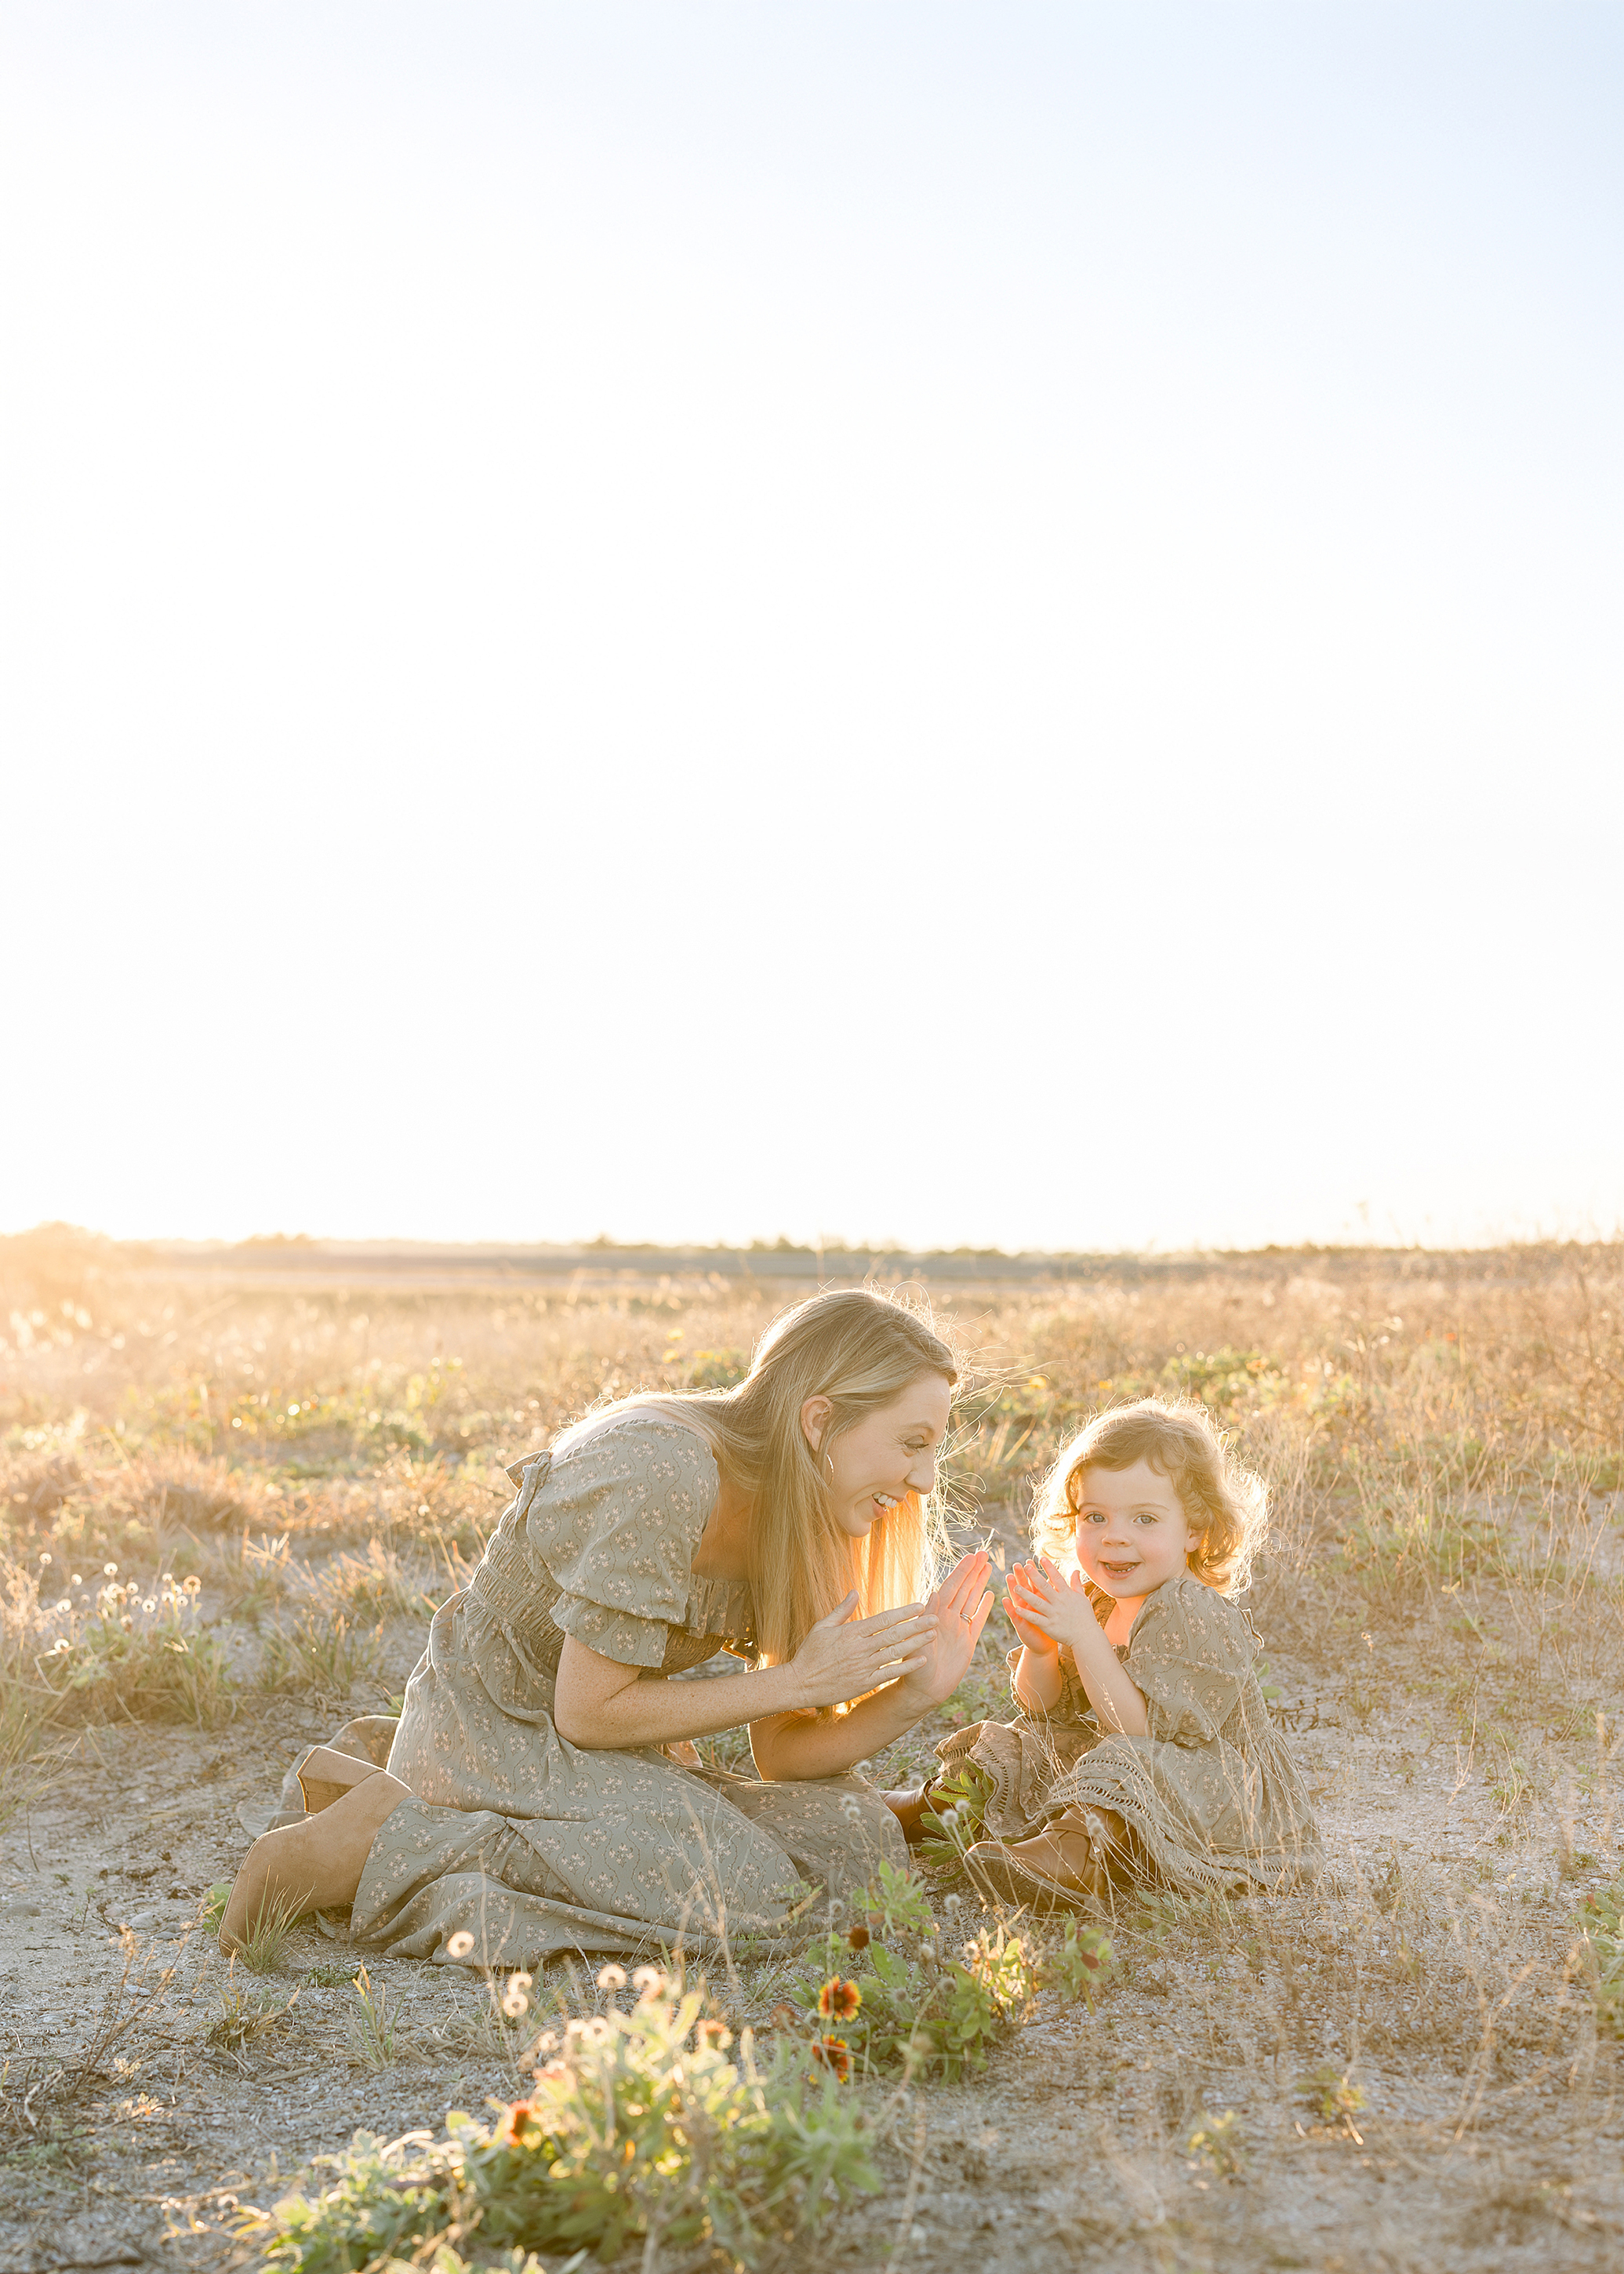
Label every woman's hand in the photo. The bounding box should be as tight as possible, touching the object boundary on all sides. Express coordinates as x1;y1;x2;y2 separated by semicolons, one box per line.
787;1594;936;1711
1005;1557;1098;1655
895;1550;994;1712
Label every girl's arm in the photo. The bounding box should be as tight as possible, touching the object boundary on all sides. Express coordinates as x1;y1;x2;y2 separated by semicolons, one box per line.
553;1596;935;1750
1005;1558;1150;1737
750;1551;993;1780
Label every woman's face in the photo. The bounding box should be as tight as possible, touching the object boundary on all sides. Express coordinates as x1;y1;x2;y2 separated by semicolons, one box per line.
803;1374;954;1540
1070;1458;1195;1599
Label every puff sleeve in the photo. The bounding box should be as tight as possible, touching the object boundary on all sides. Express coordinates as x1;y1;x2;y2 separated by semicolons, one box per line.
527;1419;719;1669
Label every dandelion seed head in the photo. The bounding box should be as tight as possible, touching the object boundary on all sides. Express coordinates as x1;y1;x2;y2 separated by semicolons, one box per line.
596;1963;627;1991
445;1931;475;1960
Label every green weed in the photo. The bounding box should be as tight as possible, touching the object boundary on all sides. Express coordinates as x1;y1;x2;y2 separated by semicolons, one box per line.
1576;1871;1624;2037
256;1967;878;2273
1186;2106;1245;2178
233;1890;306;1975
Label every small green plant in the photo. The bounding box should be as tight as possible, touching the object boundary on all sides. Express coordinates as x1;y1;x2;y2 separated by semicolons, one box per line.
1186;2107;1245;2178
1300;2063;1367;2136
1034;1910;1116;2003
234;1889;305;1975
346;1964;401;2069
211;1979;300;2051
256;1967;879;2273
916;1762;994;1870
1576;1872;1624;2037
306;1963;358;1989
855;1855;935;1938
1489;1738;1535;1815
202;1882;232;1934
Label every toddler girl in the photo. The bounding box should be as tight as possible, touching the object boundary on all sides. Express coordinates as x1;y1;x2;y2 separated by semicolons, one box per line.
936;1397;1319;1908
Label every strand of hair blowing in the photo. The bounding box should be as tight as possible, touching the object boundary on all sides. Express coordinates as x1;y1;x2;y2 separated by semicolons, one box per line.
576;1288;957;1669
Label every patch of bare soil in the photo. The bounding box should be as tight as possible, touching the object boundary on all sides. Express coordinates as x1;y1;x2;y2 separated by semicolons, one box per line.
2;1633;1620;2274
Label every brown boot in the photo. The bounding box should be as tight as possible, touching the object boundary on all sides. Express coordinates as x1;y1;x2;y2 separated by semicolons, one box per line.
880;1782;939;1849
964;1809;1114;1913
219;1770;410;1955
296;1745;387;1815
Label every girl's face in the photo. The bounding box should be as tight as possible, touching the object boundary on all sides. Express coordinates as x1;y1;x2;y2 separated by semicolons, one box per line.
803;1374;953;1541
1070;1458;1196;1599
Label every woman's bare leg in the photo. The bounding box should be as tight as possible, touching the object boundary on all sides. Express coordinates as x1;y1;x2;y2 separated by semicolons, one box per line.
220;1770;410;1954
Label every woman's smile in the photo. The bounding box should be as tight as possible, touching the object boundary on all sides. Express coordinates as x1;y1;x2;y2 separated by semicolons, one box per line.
807;1377;954;1542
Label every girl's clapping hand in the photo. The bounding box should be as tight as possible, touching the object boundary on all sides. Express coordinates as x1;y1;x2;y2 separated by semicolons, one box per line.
1005;1556;1096;1653
1003;1561;1059;1655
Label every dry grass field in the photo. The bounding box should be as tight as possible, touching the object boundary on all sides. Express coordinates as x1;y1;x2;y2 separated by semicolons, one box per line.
2;1226;1622;2274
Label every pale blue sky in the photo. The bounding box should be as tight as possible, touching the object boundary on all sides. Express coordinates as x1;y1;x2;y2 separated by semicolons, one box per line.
4;4;1620;1251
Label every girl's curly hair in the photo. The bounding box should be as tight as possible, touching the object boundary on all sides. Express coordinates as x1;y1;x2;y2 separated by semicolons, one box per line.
1031;1396;1269;1597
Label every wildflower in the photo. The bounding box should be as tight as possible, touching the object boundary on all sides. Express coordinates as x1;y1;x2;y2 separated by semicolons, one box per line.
631;1965;665;1994
817;1977;862;2022
502;1988;530;2019
847;1923;871;1949
38;1552;51;1564
445;1931;475;1960
142;1599;156;1615
70;1575;82;1588
183;1575;202;1596
494;2098;540;2147
596;1963;627;1991
812;2035;852;2081
696;2018;733;2050
104;1563;116;1576
943;1894;964;1914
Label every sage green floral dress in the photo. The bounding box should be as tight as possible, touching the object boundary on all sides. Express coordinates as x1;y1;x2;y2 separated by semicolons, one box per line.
938;1567;1320;1893
309;1416;903;1969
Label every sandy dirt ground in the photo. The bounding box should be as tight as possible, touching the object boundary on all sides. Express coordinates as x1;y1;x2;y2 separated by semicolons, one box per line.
2;1618;1621;2274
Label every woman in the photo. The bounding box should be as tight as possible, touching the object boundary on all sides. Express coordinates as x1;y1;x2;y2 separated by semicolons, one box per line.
220;1288;992;1967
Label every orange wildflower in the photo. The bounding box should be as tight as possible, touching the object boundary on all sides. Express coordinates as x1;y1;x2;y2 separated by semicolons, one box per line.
816;1976;862;2022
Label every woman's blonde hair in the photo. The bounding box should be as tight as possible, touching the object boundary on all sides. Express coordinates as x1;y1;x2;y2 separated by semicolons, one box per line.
556;1287;957;1665
1031;1397;1268;1598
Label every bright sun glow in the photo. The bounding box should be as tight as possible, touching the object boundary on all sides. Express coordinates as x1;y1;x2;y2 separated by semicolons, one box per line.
3;5;1620;1251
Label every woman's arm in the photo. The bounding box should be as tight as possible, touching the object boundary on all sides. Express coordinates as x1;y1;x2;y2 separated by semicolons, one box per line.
553;1596;936;1751
750;1551;993;1781
1005;1558;1149;1737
